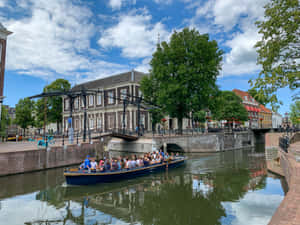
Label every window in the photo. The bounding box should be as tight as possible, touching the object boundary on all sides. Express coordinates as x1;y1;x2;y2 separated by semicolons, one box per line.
89;118;94;129
97;93;102;105
138;89;142;97
75;119;79;130
97;117;102;129
65;99;69;110
120;115;127;128
108;91;114;104
81;97;85;107
89;95;94;106
244;96;248;101
120;88;127;100
74;98;79;109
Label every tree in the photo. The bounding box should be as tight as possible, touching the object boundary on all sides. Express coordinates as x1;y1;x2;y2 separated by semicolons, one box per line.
15;98;35;136
0;106;11;139
141;28;223;133
44;79;71;133
250;0;300;109
140;75;164;131
248;88;274;107
290;101;300;125
34;98;49;131
211;91;248;129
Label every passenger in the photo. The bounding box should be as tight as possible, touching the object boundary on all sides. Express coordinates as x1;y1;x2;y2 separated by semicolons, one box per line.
79;162;85;170
164;153;170;161
170;153;175;160
138;157;144;167
151;156;156;164
117;157;122;170
99;159;105;168
176;152;180;158
125;159;130;169
156;155;162;163
129;156;137;169
111;159;118;170
143;156;150;166
159;149;165;158
104;159;111;171
90;158;98;171
84;155;91;169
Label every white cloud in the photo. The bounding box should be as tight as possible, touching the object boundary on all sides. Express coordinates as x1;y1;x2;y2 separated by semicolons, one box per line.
108;0;136;10
98;10;170;58
153;0;172;4
222;24;261;76
1;0;131;83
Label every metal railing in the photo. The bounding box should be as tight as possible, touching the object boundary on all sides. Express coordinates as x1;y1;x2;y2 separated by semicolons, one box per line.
279;136;289;153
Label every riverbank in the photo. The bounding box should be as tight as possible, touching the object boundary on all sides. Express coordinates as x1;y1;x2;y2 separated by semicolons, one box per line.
269;136;300;225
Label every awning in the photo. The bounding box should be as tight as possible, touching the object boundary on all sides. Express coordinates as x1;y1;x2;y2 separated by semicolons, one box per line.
245;106;250;111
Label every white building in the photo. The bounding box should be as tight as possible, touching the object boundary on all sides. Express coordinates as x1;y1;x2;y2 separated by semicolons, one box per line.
272;112;282;128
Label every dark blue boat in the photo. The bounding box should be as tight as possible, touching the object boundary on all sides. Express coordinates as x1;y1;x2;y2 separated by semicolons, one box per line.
64;157;186;185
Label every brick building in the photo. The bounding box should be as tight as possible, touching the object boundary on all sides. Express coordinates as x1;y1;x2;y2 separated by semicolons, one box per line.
233;89;261;128
258;104;272;128
62;70;151;133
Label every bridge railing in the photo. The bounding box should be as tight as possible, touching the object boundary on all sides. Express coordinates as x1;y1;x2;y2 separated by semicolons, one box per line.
279;136;289;153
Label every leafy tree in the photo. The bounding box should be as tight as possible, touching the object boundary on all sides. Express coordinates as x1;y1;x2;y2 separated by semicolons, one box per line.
0;106;11;139
44;79;71;133
248;88;273;106
34;98;49;131
141;28;223;133
211;91;248;128
290;101;300;125
140;75;164;131
15;98;35;136
250;0;300;109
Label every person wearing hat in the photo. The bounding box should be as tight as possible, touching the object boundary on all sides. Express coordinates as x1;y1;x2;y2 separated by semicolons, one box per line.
84;155;91;170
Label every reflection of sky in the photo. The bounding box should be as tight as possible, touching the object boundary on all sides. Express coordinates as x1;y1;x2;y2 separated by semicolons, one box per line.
220;178;284;225
0;192;137;225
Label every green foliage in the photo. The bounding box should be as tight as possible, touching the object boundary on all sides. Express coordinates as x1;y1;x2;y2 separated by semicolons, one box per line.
35;98;49;129
0;106;11;137
15;98;35;133
251;0;300;109
211;91;248;122
44;79;71;131
290;101;300;125
193;110;206;123
141;27;223;132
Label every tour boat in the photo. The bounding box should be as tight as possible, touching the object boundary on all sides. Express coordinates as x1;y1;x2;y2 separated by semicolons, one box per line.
64;157;186;185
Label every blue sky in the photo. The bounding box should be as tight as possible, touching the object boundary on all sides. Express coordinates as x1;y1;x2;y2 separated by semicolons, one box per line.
0;0;296;115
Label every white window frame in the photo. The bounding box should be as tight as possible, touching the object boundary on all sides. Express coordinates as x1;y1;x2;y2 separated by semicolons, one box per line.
108;91;114;104
120;88;127;100
89;118;94;129
74;97;79;109
97;117;102;129
65;99;70;110
89;95;94;106
97;93;102;105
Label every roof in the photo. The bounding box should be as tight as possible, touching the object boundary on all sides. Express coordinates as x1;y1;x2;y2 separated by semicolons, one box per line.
72;70;148;91
259;104;272;114
232;89;257;103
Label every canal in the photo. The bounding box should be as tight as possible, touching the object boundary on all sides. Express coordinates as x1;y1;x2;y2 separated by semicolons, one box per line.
0;148;286;225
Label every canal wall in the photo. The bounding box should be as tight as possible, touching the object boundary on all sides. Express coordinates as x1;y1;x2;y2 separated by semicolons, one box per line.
0;138;109;177
269;135;300;225
108;131;254;154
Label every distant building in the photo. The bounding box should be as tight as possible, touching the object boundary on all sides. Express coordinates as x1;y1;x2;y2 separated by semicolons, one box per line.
62;70;151;133
233;89;260;128
272;112;282;129
258;104;272;128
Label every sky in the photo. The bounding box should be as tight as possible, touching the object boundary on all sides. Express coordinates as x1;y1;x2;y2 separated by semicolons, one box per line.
0;0;296;115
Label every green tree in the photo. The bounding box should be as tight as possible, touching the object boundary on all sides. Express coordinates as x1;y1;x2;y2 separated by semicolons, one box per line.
248;88;273;106
250;0;300;109
290;101;300;125
15;98;35;136
44;79;71;133
34;98;49;131
211;91;248;129
0;106;11;139
141;28;223;133
140;75;164;131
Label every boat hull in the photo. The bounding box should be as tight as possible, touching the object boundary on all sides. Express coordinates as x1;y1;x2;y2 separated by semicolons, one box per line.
64;158;185;185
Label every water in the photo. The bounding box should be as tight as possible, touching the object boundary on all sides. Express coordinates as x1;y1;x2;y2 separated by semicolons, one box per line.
0;149;285;225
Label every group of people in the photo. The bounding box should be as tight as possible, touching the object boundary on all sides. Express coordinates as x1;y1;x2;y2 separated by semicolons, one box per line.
79;150;180;172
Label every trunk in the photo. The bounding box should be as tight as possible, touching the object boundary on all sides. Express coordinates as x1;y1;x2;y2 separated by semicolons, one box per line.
23;128;26;137
178;117;183;135
56;121;60;134
152;122;156;132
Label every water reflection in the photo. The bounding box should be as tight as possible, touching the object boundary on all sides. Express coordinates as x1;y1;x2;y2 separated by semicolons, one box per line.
0;150;284;225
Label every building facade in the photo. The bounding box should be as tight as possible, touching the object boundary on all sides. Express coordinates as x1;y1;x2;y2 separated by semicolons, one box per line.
0;23;12;122
272;112;282;129
62;70;151;133
233;89;260;128
258;104;272;128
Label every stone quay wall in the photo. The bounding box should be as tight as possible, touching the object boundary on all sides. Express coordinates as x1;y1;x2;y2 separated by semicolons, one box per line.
109;132;254;154
0;139;108;177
